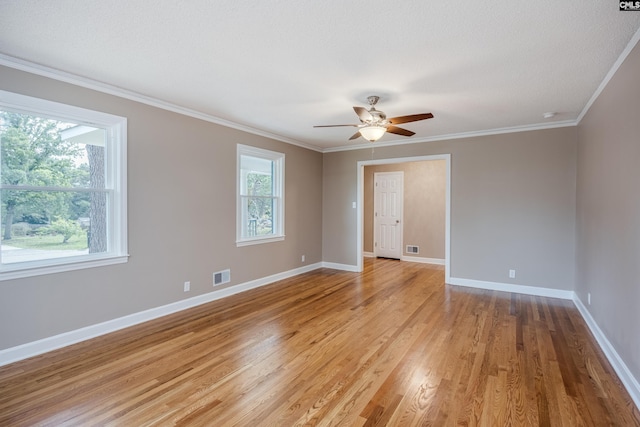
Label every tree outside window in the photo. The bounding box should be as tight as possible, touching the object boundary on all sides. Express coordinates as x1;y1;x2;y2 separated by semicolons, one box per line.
0;112;107;260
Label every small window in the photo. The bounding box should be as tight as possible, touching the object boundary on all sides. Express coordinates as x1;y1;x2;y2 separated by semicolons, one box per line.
0;90;127;280
237;144;284;246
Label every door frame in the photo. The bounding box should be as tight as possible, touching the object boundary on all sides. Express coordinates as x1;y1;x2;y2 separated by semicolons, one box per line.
373;171;404;259
357;154;451;283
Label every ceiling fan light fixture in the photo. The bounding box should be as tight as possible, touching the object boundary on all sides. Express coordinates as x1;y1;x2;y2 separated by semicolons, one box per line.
359;125;386;142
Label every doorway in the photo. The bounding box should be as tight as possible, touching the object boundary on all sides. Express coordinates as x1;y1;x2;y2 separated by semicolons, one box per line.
357;154;451;282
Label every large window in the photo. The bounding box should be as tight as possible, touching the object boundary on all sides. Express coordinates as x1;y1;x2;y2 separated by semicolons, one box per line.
237;144;284;246
0;90;127;280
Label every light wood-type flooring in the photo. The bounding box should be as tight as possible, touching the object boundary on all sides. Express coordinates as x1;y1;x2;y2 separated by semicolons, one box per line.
1;258;638;426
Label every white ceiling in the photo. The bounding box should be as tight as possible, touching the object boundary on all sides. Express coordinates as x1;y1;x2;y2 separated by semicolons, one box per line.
1;1;639;152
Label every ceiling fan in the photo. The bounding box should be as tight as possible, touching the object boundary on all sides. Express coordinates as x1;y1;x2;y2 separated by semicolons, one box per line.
314;96;434;142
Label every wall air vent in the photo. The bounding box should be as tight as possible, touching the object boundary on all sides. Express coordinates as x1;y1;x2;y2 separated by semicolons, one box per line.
213;269;231;286
406;245;419;254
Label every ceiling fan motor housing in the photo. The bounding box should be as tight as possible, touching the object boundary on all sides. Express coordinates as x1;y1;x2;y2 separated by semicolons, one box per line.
368;109;386;123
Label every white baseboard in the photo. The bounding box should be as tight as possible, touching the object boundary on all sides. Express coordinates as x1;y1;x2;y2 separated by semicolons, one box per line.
0;262;323;367
573;296;640;409
363;253;444;266
401;256;445;265
321;262;360;272
447;276;574;300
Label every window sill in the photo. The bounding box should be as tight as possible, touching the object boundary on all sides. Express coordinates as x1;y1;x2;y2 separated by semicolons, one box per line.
0;254;130;281
236;235;285;247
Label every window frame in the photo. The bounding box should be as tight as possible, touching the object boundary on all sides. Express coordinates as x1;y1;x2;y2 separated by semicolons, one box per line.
236;144;285;246
0;90;128;280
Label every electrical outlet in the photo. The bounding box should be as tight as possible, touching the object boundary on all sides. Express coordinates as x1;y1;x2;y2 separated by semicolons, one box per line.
509;269;516;279
301;254;305;263
184;281;190;292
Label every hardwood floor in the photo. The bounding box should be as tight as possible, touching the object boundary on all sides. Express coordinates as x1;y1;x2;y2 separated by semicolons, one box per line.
0;258;638;426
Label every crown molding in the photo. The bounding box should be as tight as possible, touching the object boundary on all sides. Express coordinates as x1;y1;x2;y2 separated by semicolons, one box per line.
577;26;640;124
0;54;324;153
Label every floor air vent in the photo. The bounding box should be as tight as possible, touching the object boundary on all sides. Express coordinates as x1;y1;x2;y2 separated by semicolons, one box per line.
213;269;231;286
406;245;419;254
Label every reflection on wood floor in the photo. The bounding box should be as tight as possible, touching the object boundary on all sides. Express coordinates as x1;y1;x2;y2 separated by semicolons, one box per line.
1;258;638;426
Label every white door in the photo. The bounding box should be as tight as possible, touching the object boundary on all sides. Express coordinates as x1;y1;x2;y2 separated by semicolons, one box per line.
374;172;403;259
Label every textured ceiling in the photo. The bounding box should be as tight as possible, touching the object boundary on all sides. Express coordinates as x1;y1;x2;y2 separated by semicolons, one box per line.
1;1;639;152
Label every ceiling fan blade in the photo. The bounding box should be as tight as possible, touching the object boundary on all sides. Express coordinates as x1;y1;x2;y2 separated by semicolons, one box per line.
386;125;415;137
388;113;434;125
313;124;360;128
353;106;372;121
348;131;362;140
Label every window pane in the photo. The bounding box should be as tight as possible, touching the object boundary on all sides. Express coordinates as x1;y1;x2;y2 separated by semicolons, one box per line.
241;196;274;237
0;190;108;264
0;112;106;190
244;171;273;197
240;155;273;198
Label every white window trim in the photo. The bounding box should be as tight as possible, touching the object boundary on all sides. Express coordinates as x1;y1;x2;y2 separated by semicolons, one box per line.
236;144;285;246
0;90;128;281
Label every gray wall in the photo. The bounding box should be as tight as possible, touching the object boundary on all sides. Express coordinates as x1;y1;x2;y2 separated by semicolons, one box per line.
0;66;324;350
363;161;446;259
323;127;577;291
576;41;640;381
